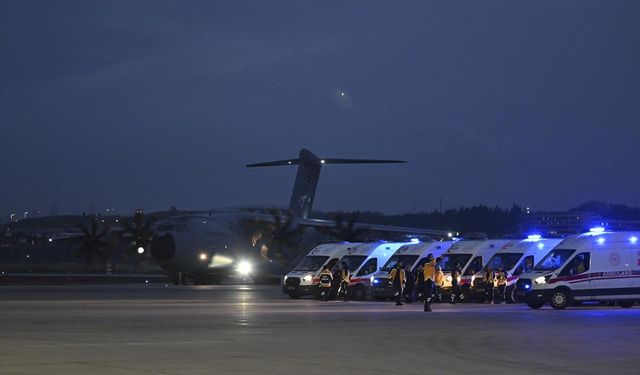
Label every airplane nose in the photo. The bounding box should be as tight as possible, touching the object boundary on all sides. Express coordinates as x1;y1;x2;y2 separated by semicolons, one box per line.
150;233;176;262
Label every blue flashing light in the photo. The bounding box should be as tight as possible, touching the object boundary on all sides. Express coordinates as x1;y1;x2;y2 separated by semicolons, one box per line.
590;227;605;233
410;238;420;243
537;243;545;250
524;284;530;289
373;279;380;284
597;237;605;245
630;236;638;245
527;234;542;240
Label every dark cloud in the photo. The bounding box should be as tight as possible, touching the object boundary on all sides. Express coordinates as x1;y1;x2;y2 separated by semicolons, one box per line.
1;1;638;217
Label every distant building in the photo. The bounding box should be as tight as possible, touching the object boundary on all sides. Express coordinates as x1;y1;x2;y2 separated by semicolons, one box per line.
525;211;640;236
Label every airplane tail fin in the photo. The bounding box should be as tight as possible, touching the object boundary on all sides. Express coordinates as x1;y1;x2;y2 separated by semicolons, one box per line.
246;148;405;219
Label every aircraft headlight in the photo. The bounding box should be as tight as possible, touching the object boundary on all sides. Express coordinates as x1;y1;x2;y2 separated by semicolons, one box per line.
303;274;313;282
137;247;145;254
534;276;547;285
236;260;252;276
199;253;208;261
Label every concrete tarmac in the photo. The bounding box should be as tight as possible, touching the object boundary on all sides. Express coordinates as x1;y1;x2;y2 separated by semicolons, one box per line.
1;284;639;375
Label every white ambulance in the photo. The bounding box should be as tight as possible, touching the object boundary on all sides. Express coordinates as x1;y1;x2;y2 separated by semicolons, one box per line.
469;236;563;302
341;241;410;300
369;240;455;300
439;239;517;300
282;242;361;299
516;230;640;309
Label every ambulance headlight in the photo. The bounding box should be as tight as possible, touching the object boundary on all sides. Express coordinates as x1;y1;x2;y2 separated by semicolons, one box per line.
303;274;313;282
283;275;288;282
446;275;452;283
370;276;375;283
199;253;208;261
236;260;252;275
534;276;547;285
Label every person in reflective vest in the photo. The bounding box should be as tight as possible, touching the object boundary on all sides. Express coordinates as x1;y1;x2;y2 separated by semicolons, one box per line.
422;254;436;312
340;262;350;301
318;265;333;301
388;263;406;306
496;266;508;304
451;263;463;304
414;264;425;302
434;264;444;303
404;265;415;303
484;266;496;304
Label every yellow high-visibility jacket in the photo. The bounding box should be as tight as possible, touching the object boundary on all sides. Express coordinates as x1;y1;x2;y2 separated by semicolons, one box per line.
389;268;406;286
484;269;496;286
496;271;507;286
435;270;444;286
423;259;436;281
319;269;333;288
341;269;351;283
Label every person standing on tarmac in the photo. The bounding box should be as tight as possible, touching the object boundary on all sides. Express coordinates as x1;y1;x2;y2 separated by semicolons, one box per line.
318;265;333;301
415;264;425;303
340;262;351;301
404;265;415;303
450;262;463;304
388;262;406;306
484;266;496;304
435;264;445;303
422;253;436;312
496;266;508;304
330;265;341;300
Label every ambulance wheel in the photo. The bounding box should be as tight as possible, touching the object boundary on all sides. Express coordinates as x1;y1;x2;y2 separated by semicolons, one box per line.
351;285;366;301
288;293;301;299
526;299;544;309
550;287;572;310
618;301;634;308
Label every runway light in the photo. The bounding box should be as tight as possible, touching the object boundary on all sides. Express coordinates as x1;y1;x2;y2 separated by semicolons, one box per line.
590;227;605;233
199;253;208;261
237;260;252;275
597;237;605;245
630;236;638;244
137;247;145;254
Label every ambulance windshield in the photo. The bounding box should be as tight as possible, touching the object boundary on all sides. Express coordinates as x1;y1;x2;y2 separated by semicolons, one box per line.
534;249;576;271
439;254;473;272
338;256;367;272
381;255;419;272
485;253;522;271
294;256;329;271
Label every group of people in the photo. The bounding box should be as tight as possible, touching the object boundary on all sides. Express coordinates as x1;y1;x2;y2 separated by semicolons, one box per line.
318;262;351;301
481;266;508;304
316;256;510;309
389;254;455;312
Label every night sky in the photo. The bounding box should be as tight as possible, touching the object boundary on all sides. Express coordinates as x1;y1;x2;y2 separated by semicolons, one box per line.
1;1;639;218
